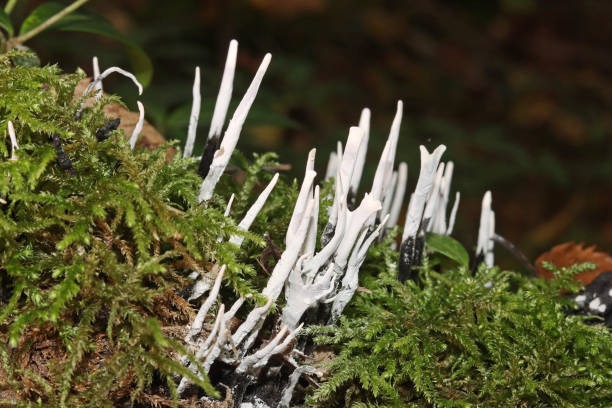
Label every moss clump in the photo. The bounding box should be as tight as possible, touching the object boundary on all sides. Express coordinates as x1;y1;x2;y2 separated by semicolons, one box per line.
0;51;293;406
306;234;612;407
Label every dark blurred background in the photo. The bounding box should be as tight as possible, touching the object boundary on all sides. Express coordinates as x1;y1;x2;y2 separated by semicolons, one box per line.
13;0;612;271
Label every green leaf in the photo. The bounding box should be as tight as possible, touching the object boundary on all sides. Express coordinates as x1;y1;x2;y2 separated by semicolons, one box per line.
18;3;55;36
19;2;152;86
0;8;13;36
425;233;469;266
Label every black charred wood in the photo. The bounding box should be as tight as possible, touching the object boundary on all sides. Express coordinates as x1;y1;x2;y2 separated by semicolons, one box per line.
585;271;612;299
227;372;254;407
246;369;289;407
569;271;612;328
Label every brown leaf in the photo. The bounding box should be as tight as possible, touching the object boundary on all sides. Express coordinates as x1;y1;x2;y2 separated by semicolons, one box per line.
535;242;612;285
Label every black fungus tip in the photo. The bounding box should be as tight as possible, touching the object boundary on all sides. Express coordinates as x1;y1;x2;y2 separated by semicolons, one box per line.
197;135;220;179
52;133;75;176
95;118;121;141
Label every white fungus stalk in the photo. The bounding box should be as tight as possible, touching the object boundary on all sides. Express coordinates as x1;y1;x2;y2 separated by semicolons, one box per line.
196;304;225;359
236;326;289;374
185;265;226;344
324;129;361;231
83;66;144;96
281;261;336;329
338;126;364;199
388;162;407;228
486;210;496;267
232;199;314;347
77;66;143;119
402;145;446;242
223;296;246;323
253;323;303;368
202;327;229;374
369;140;390;203
218;193;236;240
303;199;347;276
229;173;279;247
286;170;317;246
198;53;272;203
179;302;225;366
422;162;445;231
476;191;491;256
180;322;229;394
324;151;338;181
368;101;402;221
7;121;18;160
380;170;398;220
188;276;212;301
224;194;235;217
334;193;382;270
279;366;317;408
128;101;144;150
190;193;237;300
476;191;495;267
326;163;343;230
382;101;403;190
350;107;371;194
183;66;201;158
432;161;454;234
329;215;387;323
263;198;314;300
92;56;103;100
177;305;225;394
231;298;273;349
305;147;316;174
446;192;460;235
287;148;317;245
303;185;320;256
208;39;238;140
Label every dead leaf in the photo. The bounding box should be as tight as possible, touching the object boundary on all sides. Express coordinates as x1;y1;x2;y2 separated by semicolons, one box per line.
535;242;612;285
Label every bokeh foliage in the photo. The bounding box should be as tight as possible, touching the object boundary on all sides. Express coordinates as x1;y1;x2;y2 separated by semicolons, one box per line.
16;0;612;270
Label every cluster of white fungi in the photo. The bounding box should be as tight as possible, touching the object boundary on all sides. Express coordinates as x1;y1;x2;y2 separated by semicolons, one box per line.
64;39;500;406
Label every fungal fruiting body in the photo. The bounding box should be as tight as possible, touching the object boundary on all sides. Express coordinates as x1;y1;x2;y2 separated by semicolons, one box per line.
76;40;496;407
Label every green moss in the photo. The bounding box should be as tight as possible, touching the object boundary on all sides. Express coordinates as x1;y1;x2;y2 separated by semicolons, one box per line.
305;235;612;407
0;51;295;407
